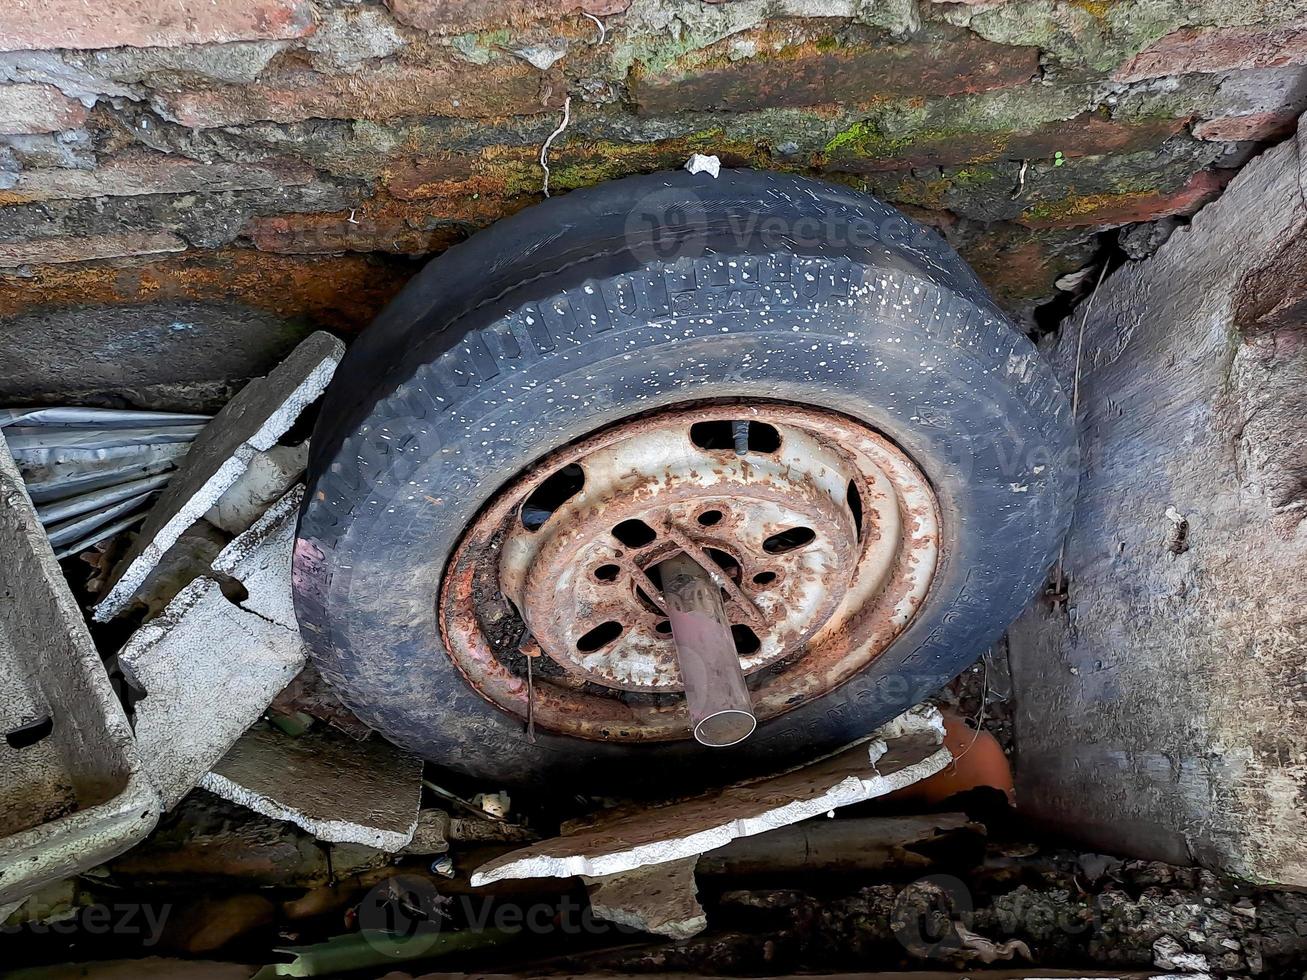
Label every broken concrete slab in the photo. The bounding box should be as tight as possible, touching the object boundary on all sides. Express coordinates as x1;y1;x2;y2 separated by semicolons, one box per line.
0;431;160;906
119;489;308;810
120;577;305;810
198;724;422;851
471;706;948;886
584;857;706;939
1008;113;1307;886
95;330;343;621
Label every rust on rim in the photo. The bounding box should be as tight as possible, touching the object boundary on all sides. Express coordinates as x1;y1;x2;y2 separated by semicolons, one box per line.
438;401;940;742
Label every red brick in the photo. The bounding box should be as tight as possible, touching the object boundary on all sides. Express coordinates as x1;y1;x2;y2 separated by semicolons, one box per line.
634;35;1038;114
0;0;316;52
383;155;482;200
154;64;556;127
1018;169;1231;230
1193;112;1299;142
387;0;626;34
829;112;1187;173
0;152;316;205
0;84;87;135
0;231;186;268
1115;24;1307;83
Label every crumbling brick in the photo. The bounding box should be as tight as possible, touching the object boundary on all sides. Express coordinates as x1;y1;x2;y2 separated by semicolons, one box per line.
0;84;87;135
0;0;317;52
0;231;186;268
1193;111;1300;142
0;152;316;205
0;249;410;332
1115;23;1307;83
153;63;558;127
634;34;1039;114
1017;170;1231;229
827;112;1187;173
244;202;468;255
386;0;627;34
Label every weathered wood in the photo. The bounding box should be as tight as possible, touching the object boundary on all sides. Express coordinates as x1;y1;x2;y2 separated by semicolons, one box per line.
1008;115;1307;884
697;814;981;877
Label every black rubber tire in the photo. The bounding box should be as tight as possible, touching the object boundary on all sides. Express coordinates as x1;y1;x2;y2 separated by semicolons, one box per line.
295;169;1076;792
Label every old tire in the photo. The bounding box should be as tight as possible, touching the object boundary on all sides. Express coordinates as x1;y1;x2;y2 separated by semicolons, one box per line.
295;169;1075;791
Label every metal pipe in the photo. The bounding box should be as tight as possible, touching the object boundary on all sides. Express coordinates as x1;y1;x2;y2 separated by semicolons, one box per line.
659;553;757;747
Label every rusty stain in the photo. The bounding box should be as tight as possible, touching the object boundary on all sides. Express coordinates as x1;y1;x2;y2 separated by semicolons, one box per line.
0;247;411;332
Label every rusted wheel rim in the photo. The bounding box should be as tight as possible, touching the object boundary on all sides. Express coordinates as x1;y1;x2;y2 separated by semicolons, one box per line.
438;402;940;742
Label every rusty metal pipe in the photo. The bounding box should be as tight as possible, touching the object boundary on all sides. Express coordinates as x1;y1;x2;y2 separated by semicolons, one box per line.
660;553;757;748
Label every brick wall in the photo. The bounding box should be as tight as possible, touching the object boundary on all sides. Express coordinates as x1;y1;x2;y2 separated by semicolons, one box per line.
2;0;1305;405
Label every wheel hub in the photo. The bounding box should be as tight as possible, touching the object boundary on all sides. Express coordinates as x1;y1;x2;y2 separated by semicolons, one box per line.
439;402;940;742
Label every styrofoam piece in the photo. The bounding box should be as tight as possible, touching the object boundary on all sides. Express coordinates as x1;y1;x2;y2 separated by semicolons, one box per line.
95;331;343;621
471;706;949;886
118;488;308;810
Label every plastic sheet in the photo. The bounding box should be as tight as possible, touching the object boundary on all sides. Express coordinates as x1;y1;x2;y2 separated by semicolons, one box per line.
1;405;207;557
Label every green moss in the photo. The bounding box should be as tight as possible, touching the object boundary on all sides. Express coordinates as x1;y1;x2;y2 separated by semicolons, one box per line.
951;166;1000;187
449;28;511;65
1019;189;1150;223
824;119;879;156
824;118;1011;169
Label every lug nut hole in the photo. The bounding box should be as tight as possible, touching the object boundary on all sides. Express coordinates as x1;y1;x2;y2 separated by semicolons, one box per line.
697;509;724;526
612;519;657;548
752;571;777;585
594;564;620;582
521;462;584;530
690;420;782;453
577;621;623;652
731;624;761;655
763;526;815;554
706;548;742;580
847;480;864;539
655;620;671;634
